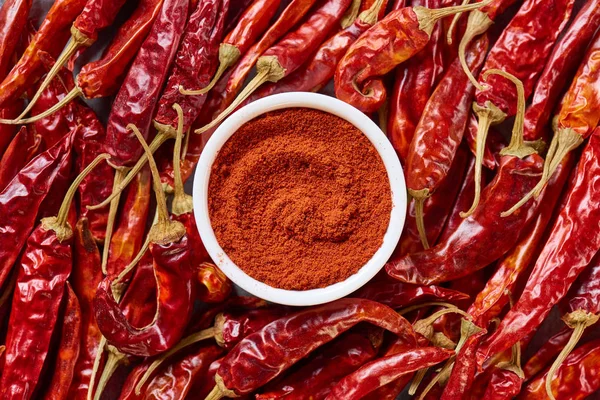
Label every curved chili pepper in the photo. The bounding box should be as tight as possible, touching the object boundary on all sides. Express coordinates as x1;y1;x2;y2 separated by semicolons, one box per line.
67;218;103;400
256;332;379;400
0;152;107;400
462;0;575;216
0;129;75;292
479;128;600;369
405;35;488;247
94;125;192;357
333;1;489;113
0;0;31;81
42;283;82;400
468;154;575;328
0;0;84;109
388;0;446;164
326;347;454;400
196;263;232;304
519;338;600;400
506;28;600;215
524;1;600;142
196;0;355;134
189;0;281;95
205;298;418;399
0;126;42;192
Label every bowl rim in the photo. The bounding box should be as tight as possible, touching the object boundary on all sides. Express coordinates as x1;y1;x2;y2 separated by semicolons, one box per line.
193;92;407;306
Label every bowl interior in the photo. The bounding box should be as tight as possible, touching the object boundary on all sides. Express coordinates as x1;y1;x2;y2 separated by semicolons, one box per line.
193;92;406;306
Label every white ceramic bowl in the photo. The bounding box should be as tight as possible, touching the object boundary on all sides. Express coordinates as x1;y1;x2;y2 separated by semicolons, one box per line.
193;92;407;306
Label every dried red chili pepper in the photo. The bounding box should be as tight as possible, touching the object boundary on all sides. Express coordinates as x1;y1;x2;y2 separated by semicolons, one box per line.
479;128;600;369
333;1;489;113
0;0;84;108
0;129;75;291
468;154;575;328
0;153;109;399
205;298;417;399
387;0;446;164
326;346;454;400
0;126;42;192
0;0;31;80
42;283;82;400
404;35;488;247
479;340;525;400
462;0;575;216
520;338;600;400
505;29;600;215
387;70;544;285
257;332;379;400
524;1;600;142
196;263;232;304
94;125;193;357
67;218;103;400
196;0;356;134
188;0;281;95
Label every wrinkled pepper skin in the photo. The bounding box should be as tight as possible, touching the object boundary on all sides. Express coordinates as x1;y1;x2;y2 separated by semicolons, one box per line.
196;262;231;304
67;218;104;399
0;102;24;156
120;251;158;330
0;0;85;107
326;347;454;399
0;131;74;292
441;327;487;399
73;0;128;41
0;0;32;80
105;0;188;168
94;236;194;357
43;283;82;400
215;298;418;396
482;367;523;400
524;1;600;141
77;0;165;99
0;126;42;192
214;306;289;350
519;339;600;399
386;154;544;285
256;333;378;400
479;129;600;365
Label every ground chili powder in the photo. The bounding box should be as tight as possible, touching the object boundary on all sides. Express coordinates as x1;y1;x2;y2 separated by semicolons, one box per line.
208;108;392;290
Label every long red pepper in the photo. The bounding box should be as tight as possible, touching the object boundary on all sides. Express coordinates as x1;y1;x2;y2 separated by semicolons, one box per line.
462;0;575;216
188;0;281;95
94;126;193;357
256;332;379;400
387;0;445;164
333;1;489;113
196;0;355;134
68;218;103;400
0;126;42;192
524;1;600;142
519;338;600;400
205;298;418;399
326;347;454;399
0;0;85;108
404;36;488;247
0;130;75;292
0;0;31;80
506;28;600;215
479;128;600;369
42;283;82;400
0;153;109;399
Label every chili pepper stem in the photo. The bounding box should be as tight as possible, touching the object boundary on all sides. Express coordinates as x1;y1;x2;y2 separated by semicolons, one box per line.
93;345;127;400
15;27;93;122
179;44;241;96
545;310;599;400
134;326;218;395
433;332;457;349
496;340;525;379
461;101;506;218
409;368;429;395
206;374;240;400
42;153;111;242
458;10;492;90
87;336;107;400
413;0;491;37
447;0;471;45
101;169;128;274
130;124;186;244
88;132;173;211
340;0;362;29
409;189;431;249
195;56;286;134
171;104;194;215
359;0;386;25
0;87;83;125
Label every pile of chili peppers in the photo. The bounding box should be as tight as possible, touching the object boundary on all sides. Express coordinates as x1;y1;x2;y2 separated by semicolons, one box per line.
2;0;600;399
